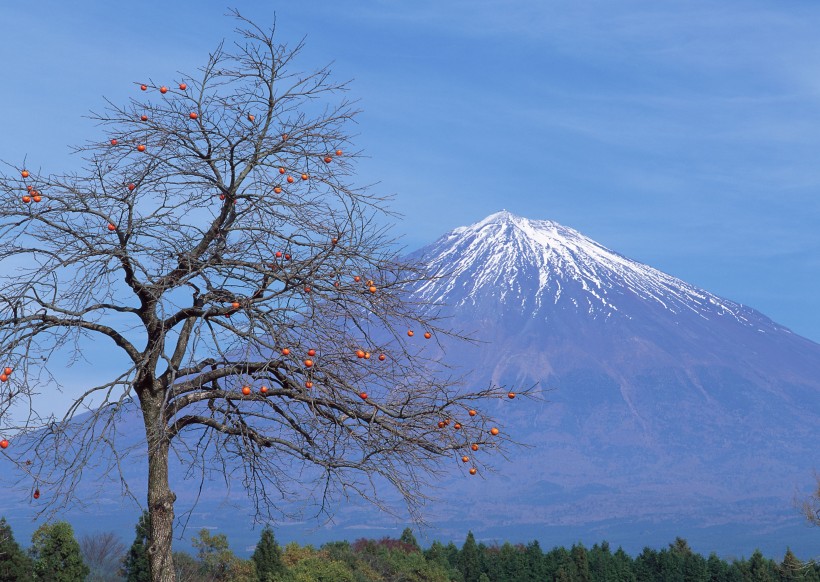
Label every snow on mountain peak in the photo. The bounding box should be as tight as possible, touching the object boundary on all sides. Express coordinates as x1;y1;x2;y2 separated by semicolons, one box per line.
412;212;769;328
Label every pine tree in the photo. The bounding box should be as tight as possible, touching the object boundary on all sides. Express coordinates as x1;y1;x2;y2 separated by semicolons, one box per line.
445;542;461;570
252;526;284;582
546;545;576;581
589;541;612;581
706;552;729;582
612;547;637;582
122;511;151;582
779;548;803;581
424;541;448;566
0;517;33;582
29;521;90;582
572;542;591;582
634;546;659;582
525;540;547;580
459;531;482;582
425;540;462;582
748;549;775;582
399;528;421;552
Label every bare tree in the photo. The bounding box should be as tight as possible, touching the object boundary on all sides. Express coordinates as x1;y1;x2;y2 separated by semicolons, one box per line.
0;10;522;582
802;473;820;526
80;531;127;581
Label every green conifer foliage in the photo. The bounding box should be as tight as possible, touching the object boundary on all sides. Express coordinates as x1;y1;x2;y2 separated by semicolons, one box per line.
571;542;591;582
252;526;285;582
747;549;776;582
459;531;482;582
399;528;421;552
779;548;803;581
612;547;637;582
29;521;90;582
0;517;33;582
123;511;151;582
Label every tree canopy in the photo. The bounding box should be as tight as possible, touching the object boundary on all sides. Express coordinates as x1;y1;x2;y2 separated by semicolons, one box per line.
0;10;519;581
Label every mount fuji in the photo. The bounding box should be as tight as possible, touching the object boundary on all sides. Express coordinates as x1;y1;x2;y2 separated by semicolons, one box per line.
1;210;818;559
402;210;820;557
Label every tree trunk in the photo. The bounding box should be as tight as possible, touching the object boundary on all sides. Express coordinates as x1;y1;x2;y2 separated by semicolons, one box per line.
143;396;176;582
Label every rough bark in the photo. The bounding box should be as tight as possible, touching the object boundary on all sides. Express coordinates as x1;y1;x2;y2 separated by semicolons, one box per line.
143;394;175;582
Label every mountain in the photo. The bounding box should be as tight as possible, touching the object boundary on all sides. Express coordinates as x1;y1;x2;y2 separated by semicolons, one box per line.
403;210;820;556
1;210;818;559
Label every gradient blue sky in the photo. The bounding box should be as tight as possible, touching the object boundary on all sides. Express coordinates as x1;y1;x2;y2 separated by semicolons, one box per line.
2;1;819;342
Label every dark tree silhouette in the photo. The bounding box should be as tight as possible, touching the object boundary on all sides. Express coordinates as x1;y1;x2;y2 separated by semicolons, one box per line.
0;11;522;582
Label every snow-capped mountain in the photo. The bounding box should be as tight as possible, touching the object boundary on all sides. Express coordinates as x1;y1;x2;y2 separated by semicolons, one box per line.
414;210;770;327
404;211;820;558
409;210;820;387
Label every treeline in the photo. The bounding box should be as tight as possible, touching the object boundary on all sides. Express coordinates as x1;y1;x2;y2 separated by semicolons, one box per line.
1;513;818;581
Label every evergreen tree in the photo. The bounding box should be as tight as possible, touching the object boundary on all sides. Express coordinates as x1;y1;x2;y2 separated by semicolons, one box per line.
669;537;707;582
459;531;482;582
684;552;709;582
656;547;684;582
400;528;421;552
546;545;577;582
0;517;33;582
445;542;461;570
425;540;448;567
612;547;637;582
252;526;285;582
707;552;730;582
123;510;151;582
747;549;775;582
572;542;591;582
805;561;820;582
424;540;463;582
726;559;747;582
634;547;660;582
525;540;547;581
507;544;531;581
779;548;803;581
480;544;503;582
590;541;613;581
29;521;90;582
670;537;693;555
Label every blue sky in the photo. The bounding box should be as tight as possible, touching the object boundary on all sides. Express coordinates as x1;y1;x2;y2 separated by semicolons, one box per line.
1;1;819;343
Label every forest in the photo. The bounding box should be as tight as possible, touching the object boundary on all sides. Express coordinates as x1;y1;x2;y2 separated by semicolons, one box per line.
0;514;817;581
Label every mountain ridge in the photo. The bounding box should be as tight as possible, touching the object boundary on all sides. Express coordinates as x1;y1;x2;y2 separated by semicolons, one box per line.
414;210;787;331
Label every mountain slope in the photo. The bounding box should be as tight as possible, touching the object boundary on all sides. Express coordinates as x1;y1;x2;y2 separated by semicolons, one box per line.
403;211;820;555
410;210;820;383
